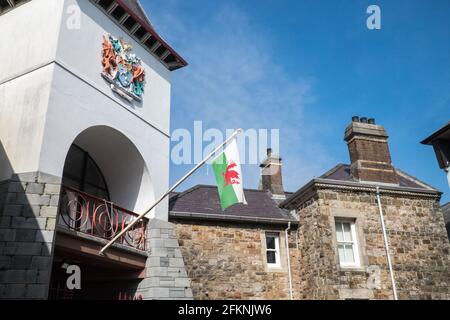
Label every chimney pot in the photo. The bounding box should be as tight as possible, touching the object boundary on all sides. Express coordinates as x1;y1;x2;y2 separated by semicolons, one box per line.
360;117;368;123
267;148;272;157
368;118;376;125
352;116;360;122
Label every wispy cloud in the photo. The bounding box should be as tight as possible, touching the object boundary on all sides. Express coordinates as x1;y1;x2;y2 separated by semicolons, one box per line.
148;2;332;192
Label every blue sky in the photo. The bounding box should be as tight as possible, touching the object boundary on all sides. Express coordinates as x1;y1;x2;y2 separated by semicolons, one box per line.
143;0;450;204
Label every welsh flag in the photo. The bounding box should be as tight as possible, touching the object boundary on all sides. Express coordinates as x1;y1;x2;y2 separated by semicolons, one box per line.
212;139;247;210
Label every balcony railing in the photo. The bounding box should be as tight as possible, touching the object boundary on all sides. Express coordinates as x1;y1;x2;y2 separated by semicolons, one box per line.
57;186;147;251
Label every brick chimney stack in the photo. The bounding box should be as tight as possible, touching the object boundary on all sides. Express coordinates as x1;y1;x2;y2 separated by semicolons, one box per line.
259;148;285;200
344;117;399;185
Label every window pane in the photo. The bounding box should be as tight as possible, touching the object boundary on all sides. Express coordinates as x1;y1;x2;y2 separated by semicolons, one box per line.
85;158;106;188
62;177;81;190
344;245;355;263
266;236;275;249
63;146;85;179
84;184;109;200
335;223;344;242
267;251;276;264
337;244;346;264
343;223;352;241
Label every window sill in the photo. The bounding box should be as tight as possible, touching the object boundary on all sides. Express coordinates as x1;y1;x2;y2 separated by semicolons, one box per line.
338;266;366;273
266;265;284;273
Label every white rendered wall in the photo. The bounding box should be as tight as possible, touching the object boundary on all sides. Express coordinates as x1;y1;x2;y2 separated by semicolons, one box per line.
72;126;155;216
0;0;63;84
40;63;169;218
55;0;172;134
39;0;173;219
0;65;53;181
0;0;63;181
0;0;174;220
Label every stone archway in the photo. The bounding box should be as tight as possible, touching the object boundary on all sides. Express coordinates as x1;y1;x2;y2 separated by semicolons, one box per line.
48;125;155;300
68;125;154;214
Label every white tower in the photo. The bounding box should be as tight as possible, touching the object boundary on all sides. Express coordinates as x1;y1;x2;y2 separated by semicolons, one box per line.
0;0;192;300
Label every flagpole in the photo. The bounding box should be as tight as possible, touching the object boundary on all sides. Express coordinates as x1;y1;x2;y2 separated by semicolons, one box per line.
100;128;243;255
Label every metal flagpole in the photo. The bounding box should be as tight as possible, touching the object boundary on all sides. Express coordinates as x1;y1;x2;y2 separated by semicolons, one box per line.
100;128;243;255
376;186;398;300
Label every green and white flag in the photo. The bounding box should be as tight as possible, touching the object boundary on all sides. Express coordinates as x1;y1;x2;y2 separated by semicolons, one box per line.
212;139;247;210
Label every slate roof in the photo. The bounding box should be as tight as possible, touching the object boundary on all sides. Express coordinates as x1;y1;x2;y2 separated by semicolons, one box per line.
169;185;296;224
281;163;441;209
320;164;438;191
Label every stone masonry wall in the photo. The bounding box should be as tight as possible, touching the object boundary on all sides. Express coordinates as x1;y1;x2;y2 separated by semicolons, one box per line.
173;220;297;300
295;188;450;300
0;172;61;300
136;219;193;300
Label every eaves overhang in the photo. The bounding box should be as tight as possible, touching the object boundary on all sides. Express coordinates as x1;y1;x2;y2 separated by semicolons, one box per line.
281;178;442;210
169;211;298;226
91;0;188;71
421;122;450;145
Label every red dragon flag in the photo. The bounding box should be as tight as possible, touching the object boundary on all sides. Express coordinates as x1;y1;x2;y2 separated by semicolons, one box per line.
212;139;247;210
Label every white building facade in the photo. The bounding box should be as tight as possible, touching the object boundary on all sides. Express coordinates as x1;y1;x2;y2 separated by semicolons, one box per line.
0;0;192;300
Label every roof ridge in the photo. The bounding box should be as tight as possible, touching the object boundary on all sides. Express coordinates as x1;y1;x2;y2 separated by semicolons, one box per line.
174;184;286;195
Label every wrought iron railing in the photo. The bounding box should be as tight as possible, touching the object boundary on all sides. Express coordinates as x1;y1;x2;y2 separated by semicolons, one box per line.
57;186;147;251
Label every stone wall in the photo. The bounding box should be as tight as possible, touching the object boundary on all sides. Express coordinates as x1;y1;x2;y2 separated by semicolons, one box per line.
0;172;61;300
294;188;450;300
171;188;449;300
136;219;193;300
173;220;297;300
0;174;194;300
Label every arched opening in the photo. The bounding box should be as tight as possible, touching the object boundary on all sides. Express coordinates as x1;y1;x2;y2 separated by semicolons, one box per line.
62;144;110;200
49;126;153;300
66;126;154;213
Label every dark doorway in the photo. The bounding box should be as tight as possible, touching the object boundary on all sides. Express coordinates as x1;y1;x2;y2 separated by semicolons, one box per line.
49;248;144;300
62;144;110;200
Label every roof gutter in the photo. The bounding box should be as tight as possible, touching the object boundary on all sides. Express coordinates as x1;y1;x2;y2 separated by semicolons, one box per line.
169;211;298;226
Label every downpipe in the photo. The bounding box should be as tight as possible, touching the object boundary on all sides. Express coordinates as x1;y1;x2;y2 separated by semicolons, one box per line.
376;186;398;300
285;221;293;300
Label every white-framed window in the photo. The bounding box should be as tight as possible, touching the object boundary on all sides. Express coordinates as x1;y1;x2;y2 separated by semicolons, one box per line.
335;219;361;268
265;232;281;268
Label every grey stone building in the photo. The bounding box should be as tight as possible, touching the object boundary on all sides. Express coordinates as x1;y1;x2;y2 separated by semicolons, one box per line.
169;117;450;300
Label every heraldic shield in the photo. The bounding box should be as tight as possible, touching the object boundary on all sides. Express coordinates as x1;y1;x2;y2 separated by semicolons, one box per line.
101;34;146;102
